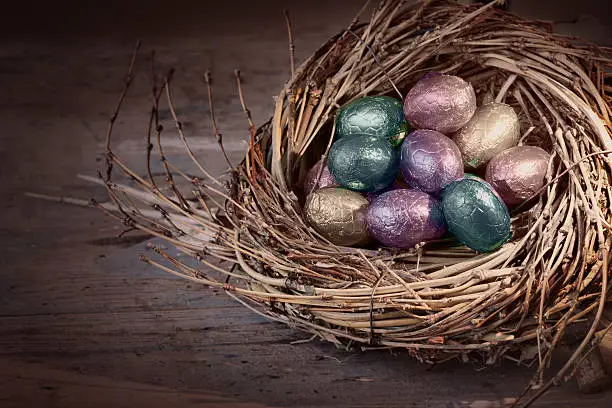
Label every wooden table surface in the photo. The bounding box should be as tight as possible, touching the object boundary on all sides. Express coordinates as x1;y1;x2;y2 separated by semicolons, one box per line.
2;1;611;407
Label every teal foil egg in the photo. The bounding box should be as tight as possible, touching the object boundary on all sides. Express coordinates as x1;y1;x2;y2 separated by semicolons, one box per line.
441;176;511;252
335;96;409;147
328;134;399;193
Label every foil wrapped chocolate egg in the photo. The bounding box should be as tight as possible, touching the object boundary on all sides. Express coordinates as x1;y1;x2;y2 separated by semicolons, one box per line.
335;95;409;147
304;187;370;246
399;129;464;195
441;176;511;252
403;74;476;134
366;189;446;249
453;102;520;170
303;157;338;194
328;134;399;193
485;146;551;207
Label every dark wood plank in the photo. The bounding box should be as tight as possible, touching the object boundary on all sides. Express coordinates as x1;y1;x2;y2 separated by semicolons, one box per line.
1;1;611;407
0;358;271;408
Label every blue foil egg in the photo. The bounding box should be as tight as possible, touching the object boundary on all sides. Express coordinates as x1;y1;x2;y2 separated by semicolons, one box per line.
441;176;511;252
328;134;399;193
335;96;409;147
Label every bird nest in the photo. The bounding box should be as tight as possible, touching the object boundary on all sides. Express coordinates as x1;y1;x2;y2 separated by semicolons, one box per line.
96;0;612;403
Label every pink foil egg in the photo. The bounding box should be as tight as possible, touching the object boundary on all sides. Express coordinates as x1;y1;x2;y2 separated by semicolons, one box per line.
403;74;477;134
303;158;338;194
485;145;551;207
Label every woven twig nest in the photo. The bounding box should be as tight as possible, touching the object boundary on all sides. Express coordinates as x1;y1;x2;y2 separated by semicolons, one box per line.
99;0;612;402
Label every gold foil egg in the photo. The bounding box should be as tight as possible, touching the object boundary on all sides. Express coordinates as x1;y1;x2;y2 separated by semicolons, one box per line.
304;187;370;246
453;102;520;170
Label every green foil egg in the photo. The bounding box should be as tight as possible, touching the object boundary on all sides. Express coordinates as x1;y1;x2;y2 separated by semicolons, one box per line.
441;176;511;252
328;134;399;193
335;96;409;147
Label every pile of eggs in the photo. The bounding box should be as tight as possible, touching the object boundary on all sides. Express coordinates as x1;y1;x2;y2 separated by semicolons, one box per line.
303;73;551;253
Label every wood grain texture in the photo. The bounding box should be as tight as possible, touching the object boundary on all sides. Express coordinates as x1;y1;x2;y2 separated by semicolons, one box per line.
1;1;611;407
0;358;271;408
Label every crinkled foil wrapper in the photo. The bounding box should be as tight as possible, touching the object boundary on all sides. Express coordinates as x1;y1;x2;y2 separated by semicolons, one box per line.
454;102;520;170
399;129;464;195
403;74;476;134
303;158;338;194
335;95;408;147
441;177;511;252
366;189;446;248
328;134;399;193
485;145;550;206
304;188;370;246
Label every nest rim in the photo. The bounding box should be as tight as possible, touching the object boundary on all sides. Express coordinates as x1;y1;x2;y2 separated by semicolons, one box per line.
243;0;612;359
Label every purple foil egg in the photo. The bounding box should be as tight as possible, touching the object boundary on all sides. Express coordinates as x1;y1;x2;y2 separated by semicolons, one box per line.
303;158;338;194
485;146;551;207
403;74;476;134
366;189;446;249
399;129;464;195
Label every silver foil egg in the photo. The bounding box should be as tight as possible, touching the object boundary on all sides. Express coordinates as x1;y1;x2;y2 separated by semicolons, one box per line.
403;74;477;134
485;145;551;207
453;102;520;170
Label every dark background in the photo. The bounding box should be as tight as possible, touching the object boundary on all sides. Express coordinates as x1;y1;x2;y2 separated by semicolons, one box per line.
1;1;611;407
